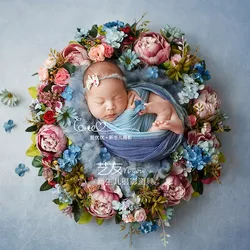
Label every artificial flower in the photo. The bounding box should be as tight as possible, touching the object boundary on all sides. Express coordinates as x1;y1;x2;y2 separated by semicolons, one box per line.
139;221;159;234
53;184;73;204
36;124;67;157
162;25;185;42
0;89;19;107
62;43;91;66
104;27;126;48
134;32;171;65
145;67;159;79
99;147;111;162
15;163;29;177
119;49;140;70
38;67;49;81
134;208;147;222
43;110;56;124
42;167;54;181
56;106;78;127
192;61;211;83
61;86;73;101
103;20;125;29
3;119;15;132
74;28;89;42
44;55;57;69
88;44;105;62
54;68;70;85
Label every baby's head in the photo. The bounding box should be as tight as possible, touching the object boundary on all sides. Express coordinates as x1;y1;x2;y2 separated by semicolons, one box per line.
83;61;128;122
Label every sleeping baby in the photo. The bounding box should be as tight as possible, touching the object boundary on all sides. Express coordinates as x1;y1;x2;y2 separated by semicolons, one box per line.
83;61;184;135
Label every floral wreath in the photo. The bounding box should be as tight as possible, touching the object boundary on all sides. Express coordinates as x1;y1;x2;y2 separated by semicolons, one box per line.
25;15;230;246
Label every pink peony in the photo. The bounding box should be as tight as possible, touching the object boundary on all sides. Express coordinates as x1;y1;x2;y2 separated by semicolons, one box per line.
133;32;171;65
160;174;193;206
38;67;49;81
88;44;105;62
36;125;67;157
86;180;122;219
54;68;70;85
102;43;114;58
134;208;147;222
193;87;220;119
62;43;91;66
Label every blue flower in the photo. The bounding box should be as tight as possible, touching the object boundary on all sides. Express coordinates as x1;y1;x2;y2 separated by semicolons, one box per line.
119;49;140;70
58;145;81;172
56;106;78;127
61;86;73;101
99;147;111;162
192;62;211;83
103;20;125;29
53;184;72;204
139;221;159;234
15;163;29;177
134;99;146;114
104;27;126;48
145;67;159;79
183;144;211;170
74;28;89;42
3;119;15;132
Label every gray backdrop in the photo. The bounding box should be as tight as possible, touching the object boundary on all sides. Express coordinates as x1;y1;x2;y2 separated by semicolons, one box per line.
0;0;249;249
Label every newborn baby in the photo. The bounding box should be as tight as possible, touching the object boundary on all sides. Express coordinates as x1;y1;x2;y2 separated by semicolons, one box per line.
83;61;184;135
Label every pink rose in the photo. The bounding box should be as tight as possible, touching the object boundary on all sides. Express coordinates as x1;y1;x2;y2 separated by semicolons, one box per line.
38;67;49;81
193;87;220;119
88;44;105;62
134;208;147;222
160;175;193;206
133;32;171;65
54;68;70;85
36;125;67;157
102;43;114;58
86;180;122;219
62;43;91;66
171;54;182;66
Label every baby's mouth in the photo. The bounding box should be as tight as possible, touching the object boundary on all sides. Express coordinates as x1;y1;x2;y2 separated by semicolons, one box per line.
105;113;116;120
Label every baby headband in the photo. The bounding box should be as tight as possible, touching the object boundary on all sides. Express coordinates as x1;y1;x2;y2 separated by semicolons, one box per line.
85;73;126;90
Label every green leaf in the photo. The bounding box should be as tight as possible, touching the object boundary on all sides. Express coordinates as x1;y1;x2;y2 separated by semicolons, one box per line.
40;180;53;191
88;24;98;38
72;200;82;222
25;125;37;132
43;83;53;92
31;72;38;76
63;62;76;75
59;203;68;210
191;181;203;195
53;198;60;205
219;152;226;163
28;86;38;98
115;213;122;224
78;211;93;224
32;156;43;168
26;143;40;157
38;167;43;176
95;218;104;225
192;191;200;197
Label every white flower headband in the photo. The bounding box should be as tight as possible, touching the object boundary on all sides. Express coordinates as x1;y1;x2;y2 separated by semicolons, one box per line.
85;73;126;90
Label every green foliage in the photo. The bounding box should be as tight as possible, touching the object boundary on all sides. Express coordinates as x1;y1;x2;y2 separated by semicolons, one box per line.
88;24;98;38
25;125;37;132
63;62;76;75
32;156;43;168
40;181;53;191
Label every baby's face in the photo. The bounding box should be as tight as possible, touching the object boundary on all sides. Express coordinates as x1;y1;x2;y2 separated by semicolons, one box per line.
85;78;128;122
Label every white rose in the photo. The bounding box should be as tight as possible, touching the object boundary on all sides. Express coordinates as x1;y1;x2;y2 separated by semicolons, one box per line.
44;56;57;69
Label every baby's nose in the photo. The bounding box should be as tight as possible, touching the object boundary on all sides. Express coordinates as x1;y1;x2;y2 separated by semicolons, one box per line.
106;101;115;110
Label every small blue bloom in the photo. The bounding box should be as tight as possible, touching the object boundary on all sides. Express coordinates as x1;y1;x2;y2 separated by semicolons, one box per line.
104;27;127;48
53;184;73;204
119;49;140;71
15;163;29;177
139;221;159;234
103;20;125;29
192;62;211;83
3;119;15;132
74;28;89;42
183;144;211;170
100;147;111;162
145;67;159;79
57;106;78;128
58;145;81;172
61;86;73;101
134;99;146;114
